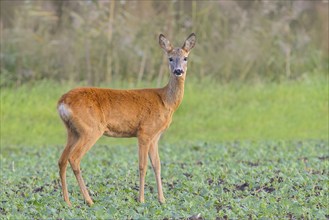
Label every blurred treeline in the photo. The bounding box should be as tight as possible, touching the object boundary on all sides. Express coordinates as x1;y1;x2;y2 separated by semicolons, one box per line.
1;0;328;87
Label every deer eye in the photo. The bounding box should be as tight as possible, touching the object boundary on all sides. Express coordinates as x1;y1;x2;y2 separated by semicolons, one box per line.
184;57;188;61
169;58;173;62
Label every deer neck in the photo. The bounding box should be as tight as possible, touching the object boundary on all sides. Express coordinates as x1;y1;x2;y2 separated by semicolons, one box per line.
162;74;185;110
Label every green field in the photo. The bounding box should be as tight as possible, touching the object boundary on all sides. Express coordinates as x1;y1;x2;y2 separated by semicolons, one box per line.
1;79;328;219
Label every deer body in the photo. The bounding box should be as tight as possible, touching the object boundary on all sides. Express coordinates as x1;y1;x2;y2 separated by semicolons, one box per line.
57;33;196;206
58;83;182;138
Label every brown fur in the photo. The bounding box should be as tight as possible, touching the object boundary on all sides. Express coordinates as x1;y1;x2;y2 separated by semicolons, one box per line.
57;33;196;206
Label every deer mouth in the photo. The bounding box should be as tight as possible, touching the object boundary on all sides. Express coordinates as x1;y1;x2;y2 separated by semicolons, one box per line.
174;72;183;76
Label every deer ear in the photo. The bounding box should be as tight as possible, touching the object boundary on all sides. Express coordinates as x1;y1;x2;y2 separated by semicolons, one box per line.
159;34;173;53
182;33;196;52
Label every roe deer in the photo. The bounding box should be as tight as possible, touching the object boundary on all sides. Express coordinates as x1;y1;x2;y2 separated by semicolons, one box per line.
57;33;196;206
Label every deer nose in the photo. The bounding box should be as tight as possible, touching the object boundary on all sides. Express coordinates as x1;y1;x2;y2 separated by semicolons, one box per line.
173;69;184;76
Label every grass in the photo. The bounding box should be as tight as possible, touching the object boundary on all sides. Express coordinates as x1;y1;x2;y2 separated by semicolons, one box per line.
0;140;328;219
1;78;328;149
174;78;328;142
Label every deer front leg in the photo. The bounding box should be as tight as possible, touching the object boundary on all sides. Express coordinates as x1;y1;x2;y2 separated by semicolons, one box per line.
148;137;165;204
138;136;151;203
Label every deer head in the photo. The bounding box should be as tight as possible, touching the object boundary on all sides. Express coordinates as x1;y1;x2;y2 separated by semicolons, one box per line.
159;33;196;77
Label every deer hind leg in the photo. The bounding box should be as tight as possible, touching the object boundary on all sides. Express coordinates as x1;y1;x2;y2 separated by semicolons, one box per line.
68;131;102;206
137;135;152;203
148;135;165;204
58;129;78;207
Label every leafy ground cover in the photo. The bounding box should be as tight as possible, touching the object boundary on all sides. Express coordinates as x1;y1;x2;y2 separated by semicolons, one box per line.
1;140;328;219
